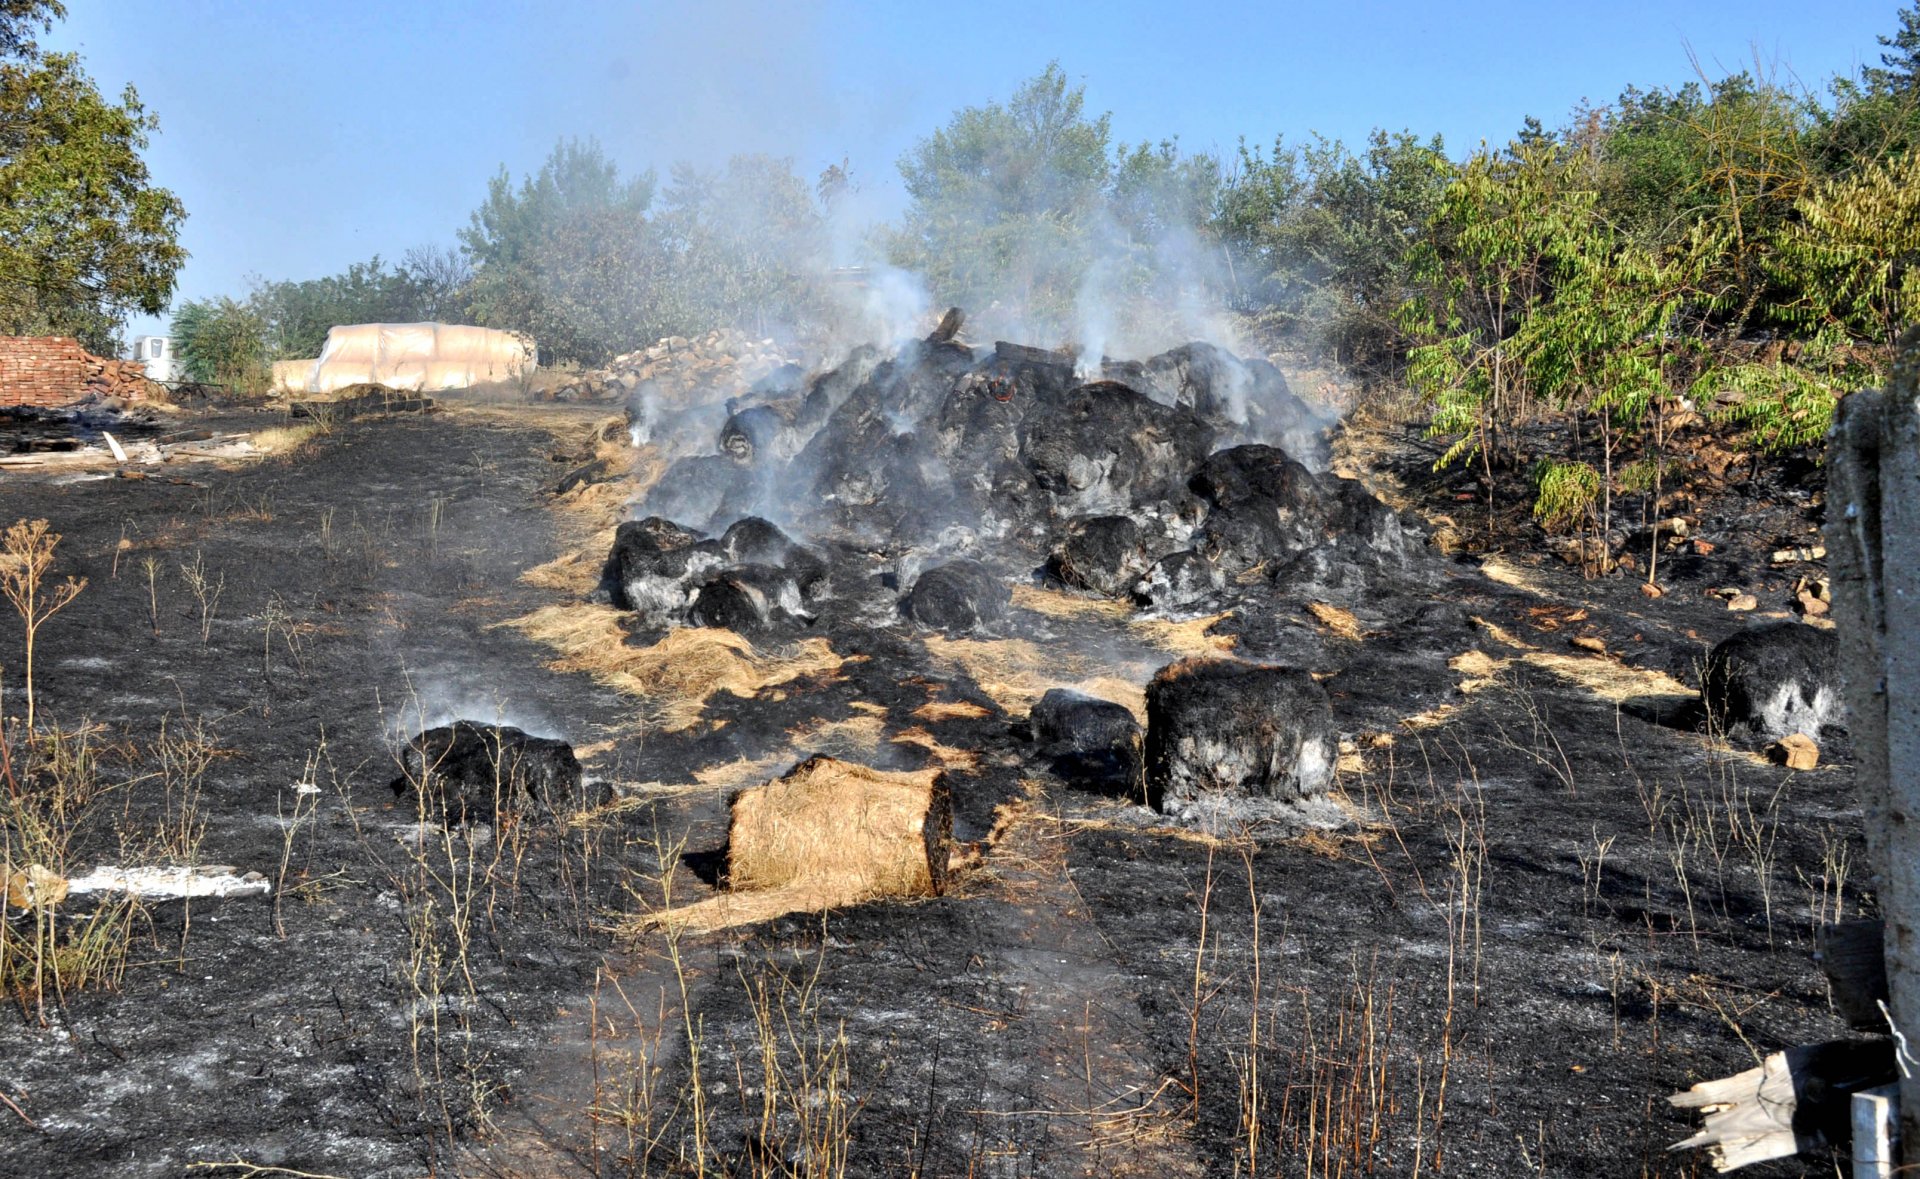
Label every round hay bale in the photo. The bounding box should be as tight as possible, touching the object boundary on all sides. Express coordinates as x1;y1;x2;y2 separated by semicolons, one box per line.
726;755;952;899
1702;620;1841;739
904;560;1009;633
1145;657;1333;818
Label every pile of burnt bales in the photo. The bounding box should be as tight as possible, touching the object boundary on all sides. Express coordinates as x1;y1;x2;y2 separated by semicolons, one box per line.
392;721;582;825
601;514;826;634
624;316;1415;621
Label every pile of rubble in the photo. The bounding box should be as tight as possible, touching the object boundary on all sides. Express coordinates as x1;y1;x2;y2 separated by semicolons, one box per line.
545;328;804;406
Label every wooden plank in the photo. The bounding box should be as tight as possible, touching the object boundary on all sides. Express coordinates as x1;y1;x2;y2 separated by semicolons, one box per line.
1670;1039;1896;1171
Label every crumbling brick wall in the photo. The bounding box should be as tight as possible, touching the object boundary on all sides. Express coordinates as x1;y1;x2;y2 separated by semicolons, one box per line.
0;336;156;408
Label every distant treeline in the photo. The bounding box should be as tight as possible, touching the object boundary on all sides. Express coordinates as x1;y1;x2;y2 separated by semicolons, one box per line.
159;8;1920;521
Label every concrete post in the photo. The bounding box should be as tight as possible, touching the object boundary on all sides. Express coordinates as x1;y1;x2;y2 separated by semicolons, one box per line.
1828;344;1920;1163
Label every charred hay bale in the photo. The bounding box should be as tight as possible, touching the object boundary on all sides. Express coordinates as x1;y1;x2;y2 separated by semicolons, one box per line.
391;721;581;825
641;453;758;530
1018;381;1214;518
688;564;814;633
604;516;725;621
904;560;1009;633
1145;658;1334;818
1046;515;1152;597
720;516;827;595
726;755;953;898
718;399;802;465
1132;549;1223;610
795;344;881;430
1702;621;1841;739
1138;344;1329;462
1030;689;1144;798
1189;445;1408;577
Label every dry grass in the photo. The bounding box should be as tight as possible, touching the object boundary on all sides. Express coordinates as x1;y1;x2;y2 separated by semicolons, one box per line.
913;699;992;721
922;633;1149;721
1011;584;1133;621
1306;601;1365;640
500;604;843;730
249;424;321;456
1130;610;1237;657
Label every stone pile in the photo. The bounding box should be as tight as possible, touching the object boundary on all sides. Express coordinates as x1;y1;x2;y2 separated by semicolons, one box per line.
546;328;804;406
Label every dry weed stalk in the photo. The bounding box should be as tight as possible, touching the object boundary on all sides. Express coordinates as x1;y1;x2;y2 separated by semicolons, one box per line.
1;519;87;733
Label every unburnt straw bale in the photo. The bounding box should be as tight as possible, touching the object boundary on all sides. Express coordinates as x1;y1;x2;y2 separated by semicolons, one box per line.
726;755;953;898
1702;621;1841;739
1145;658;1334;817
391;721;581;825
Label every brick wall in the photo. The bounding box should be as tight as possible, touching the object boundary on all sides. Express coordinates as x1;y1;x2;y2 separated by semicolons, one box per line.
0;336;155;407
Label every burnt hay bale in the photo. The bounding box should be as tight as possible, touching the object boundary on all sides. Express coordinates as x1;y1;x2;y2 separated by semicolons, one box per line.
604;516;725;621
1046;515;1153;598
1029;689;1144;798
1702;621;1841;739
1132;549;1223;610
391;721;582;825
1145;658;1334;818
718;399;802;465
903;560;1010;633
720;516;826;595
1018;381;1214;518
689;564;814;633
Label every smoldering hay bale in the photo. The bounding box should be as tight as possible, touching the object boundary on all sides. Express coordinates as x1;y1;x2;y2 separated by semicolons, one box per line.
654;756;954;933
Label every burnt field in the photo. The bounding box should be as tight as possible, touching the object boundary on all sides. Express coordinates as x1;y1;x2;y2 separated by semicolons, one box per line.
0;336;1864;1178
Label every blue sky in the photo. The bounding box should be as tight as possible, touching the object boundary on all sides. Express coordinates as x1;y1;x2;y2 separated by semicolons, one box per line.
47;1;1906;344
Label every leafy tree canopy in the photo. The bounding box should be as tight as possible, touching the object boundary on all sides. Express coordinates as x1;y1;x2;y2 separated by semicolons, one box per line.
0;5;185;353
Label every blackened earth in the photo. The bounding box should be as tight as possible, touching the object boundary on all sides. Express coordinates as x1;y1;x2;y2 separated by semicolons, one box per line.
0;396;1866;1178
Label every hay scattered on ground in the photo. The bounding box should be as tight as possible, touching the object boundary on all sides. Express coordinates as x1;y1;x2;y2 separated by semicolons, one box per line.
1481;555;1549;594
648;757;950;934
1130;611;1236;657
1307;601;1365;640
1010;584;1133;621
1518;651;1694;706
250;423;321;456
922;634;1148;721
913;699;992;721
501;604;843;730
519;546;607;595
788;713;889;757
890;725;981;769
1445;642;1694;710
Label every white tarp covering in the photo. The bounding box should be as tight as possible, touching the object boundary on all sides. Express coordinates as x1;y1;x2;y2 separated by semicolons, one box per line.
304;323;534;394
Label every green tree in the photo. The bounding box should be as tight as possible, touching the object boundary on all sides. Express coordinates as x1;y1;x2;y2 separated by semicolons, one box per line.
250;255;434;359
459;138;662;364
1218;128;1449;367
0;7;186;353
170;296;268;391
892;62;1115;334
